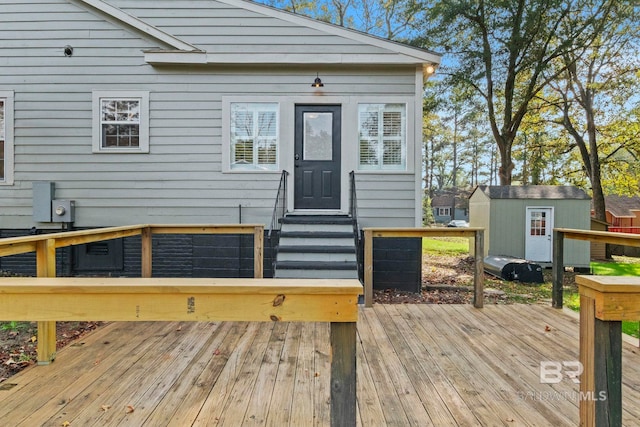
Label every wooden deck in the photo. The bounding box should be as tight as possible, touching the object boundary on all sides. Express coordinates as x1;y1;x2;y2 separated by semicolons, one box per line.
1;304;639;426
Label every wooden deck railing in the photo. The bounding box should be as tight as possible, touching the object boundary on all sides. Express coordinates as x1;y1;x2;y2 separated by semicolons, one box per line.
363;227;485;308
0;224;265;363
552;228;640;308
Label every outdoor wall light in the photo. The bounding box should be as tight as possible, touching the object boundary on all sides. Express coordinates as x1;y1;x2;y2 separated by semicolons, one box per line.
64;45;73;57
311;73;324;88
425;64;436;74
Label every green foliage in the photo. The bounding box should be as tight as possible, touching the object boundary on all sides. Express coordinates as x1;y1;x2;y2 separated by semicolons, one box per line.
0;321;28;332
422;196;435;225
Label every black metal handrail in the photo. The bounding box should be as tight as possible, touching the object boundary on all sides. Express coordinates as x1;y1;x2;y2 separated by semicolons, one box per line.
349;171;362;280
268;170;289;273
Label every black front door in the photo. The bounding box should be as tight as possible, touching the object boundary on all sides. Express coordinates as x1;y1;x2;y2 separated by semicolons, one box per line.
294;105;341;209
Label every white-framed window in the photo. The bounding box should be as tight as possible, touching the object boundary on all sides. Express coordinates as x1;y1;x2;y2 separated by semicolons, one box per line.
229;102;279;171
0;91;14;185
437;207;451;216
358;103;406;170
92;91;149;153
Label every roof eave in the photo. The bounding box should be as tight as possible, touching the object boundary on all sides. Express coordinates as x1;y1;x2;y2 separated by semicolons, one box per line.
144;51;439;67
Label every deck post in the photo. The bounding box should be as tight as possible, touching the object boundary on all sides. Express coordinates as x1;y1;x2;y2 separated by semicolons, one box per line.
254;225;264;278
36;238;57;364
141;226;152;278
473;229;484;308
579;294;622;426
363;229;373;308
330;321;357;427
552;229;564;308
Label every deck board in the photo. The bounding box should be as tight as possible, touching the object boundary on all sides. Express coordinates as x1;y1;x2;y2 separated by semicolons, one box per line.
1;304;640;426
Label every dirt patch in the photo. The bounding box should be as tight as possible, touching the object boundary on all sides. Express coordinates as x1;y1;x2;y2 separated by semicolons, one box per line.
0;321;104;384
374;252;576;305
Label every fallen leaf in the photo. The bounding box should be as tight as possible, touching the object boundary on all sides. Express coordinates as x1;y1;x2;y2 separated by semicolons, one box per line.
62;421;71;427
100;404;111;412
213;349;221;356
4;358;15;366
544;325;552;332
176;326;182;331
506;417;515;422
125;405;135;413
314;372;320;377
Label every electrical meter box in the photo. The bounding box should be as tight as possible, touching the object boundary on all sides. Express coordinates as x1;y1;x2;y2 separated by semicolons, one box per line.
51;199;75;223
33;181;55;222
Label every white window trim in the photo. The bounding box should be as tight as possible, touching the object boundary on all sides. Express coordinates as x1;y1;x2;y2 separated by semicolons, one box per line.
222;97;282;173
0;91;14;186
353;97;414;174
92;90;149;153
357;102;407;171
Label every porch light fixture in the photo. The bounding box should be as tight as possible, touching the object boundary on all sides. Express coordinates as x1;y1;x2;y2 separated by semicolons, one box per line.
311;73;324;88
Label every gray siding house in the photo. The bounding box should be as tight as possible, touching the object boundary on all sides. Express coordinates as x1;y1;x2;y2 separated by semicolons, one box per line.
0;0;440;282
469;185;591;268
431;194;469;224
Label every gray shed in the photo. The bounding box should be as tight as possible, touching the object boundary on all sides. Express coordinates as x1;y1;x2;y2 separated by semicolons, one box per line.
469;185;591;268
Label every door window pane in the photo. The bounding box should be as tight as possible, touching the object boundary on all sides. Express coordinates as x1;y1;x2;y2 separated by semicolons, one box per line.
303;112;332;161
530;211;546;236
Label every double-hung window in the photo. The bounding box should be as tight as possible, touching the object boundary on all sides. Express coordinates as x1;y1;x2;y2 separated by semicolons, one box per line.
358;103;406;170
0;91;14;185
92;91;149;153
229;102;278;170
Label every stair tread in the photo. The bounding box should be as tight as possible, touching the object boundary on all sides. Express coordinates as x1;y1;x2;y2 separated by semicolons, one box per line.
280;231;354;238
276;261;358;270
278;245;355;253
281;215;352;225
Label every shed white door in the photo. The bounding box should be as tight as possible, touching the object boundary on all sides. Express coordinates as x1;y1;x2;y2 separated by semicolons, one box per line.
525;207;553;262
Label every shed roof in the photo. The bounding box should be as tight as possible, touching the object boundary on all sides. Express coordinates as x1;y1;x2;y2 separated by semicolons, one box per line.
472;185;590;200
604;195;640;218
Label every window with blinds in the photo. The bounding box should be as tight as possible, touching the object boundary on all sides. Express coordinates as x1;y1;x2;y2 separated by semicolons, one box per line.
230;103;278;170
358;104;406;170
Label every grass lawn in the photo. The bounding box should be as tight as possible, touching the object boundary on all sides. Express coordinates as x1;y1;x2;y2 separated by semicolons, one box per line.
566;259;640;339
422;237;469;255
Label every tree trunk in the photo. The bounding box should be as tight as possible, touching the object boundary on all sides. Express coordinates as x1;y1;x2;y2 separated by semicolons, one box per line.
498;138;514;185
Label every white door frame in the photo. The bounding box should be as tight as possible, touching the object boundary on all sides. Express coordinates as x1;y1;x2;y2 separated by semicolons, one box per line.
525;206;554;262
